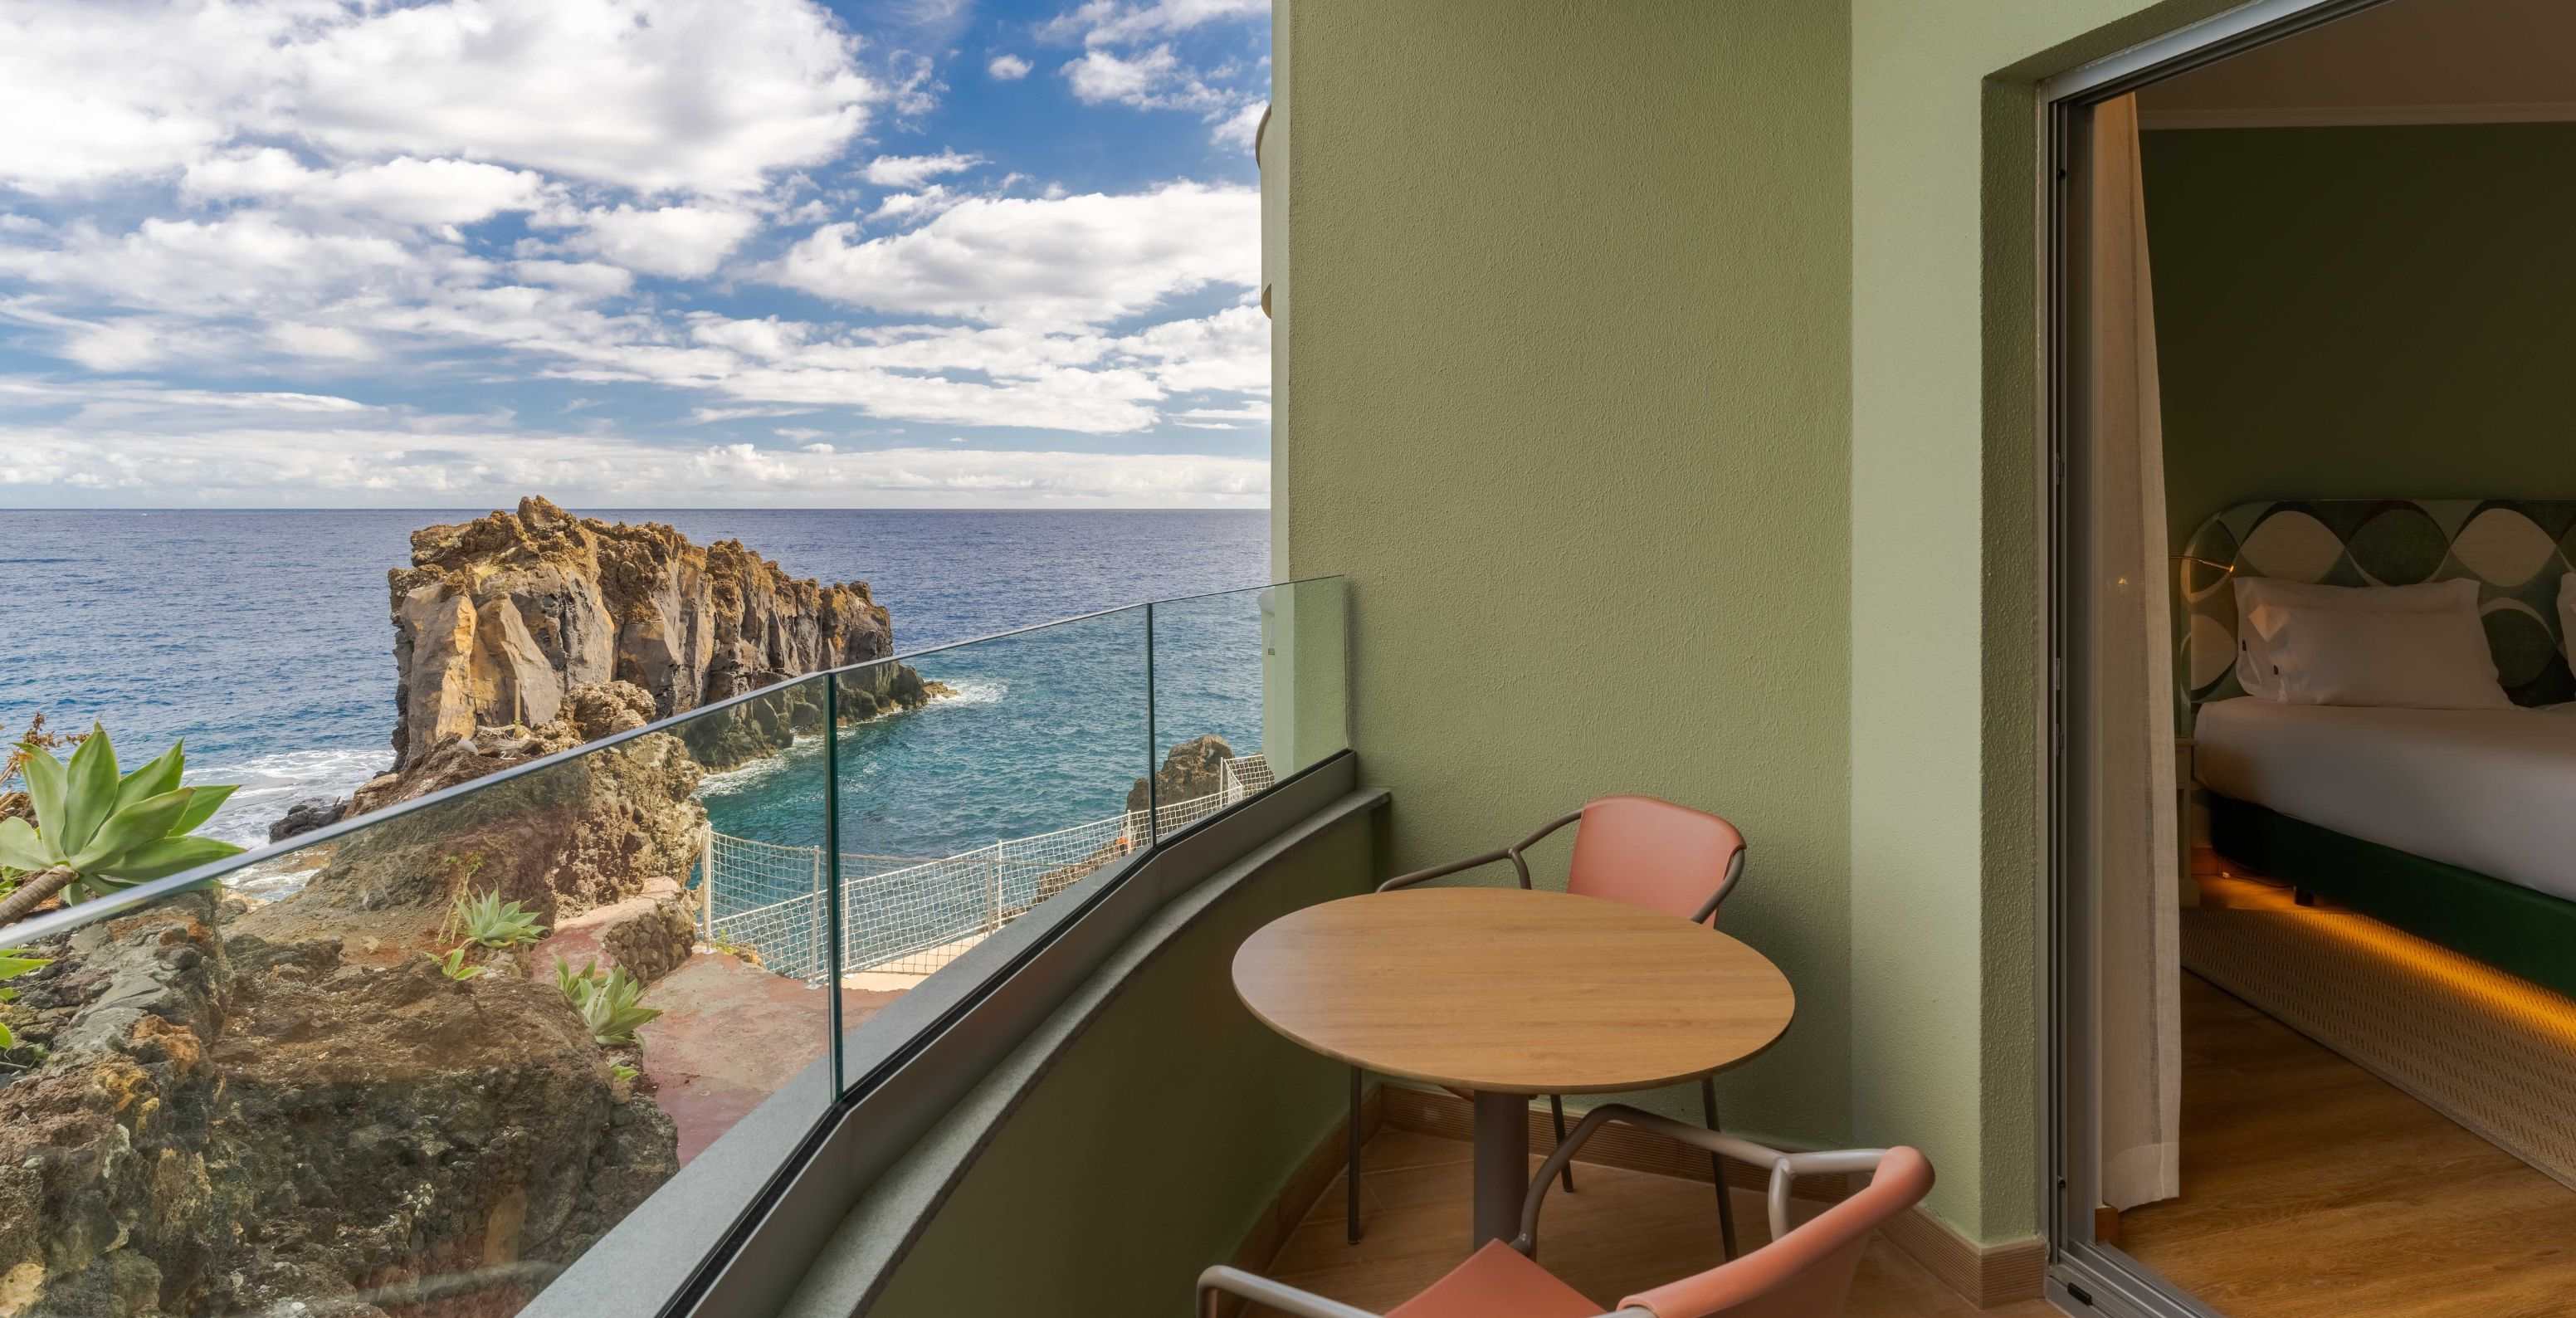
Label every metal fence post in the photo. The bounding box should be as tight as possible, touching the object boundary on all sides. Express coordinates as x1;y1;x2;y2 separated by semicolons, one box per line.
700;828;716;941
810;846;826;981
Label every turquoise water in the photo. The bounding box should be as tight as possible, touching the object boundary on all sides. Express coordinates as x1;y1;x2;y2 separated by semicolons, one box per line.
695;589;1271;862
0;509;1271;861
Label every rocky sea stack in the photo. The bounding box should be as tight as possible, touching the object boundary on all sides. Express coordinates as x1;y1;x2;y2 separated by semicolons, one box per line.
385;495;937;779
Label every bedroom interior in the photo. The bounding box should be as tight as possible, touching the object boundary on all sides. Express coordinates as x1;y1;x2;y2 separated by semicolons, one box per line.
2066;2;2576;1315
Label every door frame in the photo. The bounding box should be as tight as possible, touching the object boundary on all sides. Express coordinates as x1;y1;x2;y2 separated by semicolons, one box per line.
2036;2;2401;1315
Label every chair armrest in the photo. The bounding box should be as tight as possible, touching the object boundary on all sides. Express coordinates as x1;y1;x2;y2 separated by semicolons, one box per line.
1378;810;1583;893
1197;1266;1383;1318
1688;847;1747;925
1517;1104;1878;1256
1377;847;1518;892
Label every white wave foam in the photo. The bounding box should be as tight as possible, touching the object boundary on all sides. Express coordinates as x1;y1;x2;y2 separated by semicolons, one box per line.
185;746;391;848
692;731;818;798
691;681;1004;800
923;678;1007;710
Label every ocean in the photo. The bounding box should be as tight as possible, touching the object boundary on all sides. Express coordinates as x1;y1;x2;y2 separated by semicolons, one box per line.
0;508;1272;862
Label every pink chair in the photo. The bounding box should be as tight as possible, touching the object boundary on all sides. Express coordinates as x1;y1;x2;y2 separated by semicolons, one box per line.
1198;1105;1932;1318
1349;796;1749;1250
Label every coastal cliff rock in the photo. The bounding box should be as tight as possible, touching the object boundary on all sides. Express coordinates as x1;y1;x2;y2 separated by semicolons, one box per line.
388;497;929;774
0;894;675;1317
266;681;708;934
1127;735;1237;814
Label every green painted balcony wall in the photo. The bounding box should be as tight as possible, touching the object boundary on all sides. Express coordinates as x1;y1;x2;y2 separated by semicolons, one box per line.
863;813;1370;1318
1275;0;2259;1248
1273;0;1858;1161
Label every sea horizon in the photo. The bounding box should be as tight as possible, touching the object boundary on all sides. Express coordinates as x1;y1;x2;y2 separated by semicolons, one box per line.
2;506;1274;859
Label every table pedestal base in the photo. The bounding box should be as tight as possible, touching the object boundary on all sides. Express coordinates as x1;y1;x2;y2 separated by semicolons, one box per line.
1471;1089;1531;1247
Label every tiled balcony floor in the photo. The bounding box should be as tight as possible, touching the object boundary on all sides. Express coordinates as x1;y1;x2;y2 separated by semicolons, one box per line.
1251;1129;2062;1316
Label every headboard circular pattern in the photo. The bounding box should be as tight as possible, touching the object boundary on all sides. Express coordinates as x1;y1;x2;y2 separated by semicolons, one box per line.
2181;500;2576;708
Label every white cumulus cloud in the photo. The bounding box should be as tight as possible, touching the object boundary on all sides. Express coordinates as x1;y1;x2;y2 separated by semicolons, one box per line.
568;204;761;278
1041;0;1266;47
0;0;881;198
861;151;987;188
768;183;1258;328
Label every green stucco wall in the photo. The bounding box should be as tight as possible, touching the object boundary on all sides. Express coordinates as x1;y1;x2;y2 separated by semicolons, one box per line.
866;814;1369;1318
1275;0;1854;1146
1273;0;2295;1252
1849;0;2242;1246
2146;124;2576;547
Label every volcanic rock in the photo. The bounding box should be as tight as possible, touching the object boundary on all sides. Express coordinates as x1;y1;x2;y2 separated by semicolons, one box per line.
1127;735;1237;814
388;497;931;774
266;796;347;842
0;893;676;1316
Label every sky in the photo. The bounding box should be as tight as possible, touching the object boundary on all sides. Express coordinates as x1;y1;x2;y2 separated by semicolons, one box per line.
0;0;1272;508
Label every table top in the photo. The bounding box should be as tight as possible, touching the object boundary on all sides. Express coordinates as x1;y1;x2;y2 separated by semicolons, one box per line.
1231;887;1796;1096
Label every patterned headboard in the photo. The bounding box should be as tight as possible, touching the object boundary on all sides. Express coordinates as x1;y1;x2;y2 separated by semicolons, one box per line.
2179;500;2576;709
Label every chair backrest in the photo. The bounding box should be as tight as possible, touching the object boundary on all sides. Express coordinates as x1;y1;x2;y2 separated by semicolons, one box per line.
1613;1147;1934;1318
1564;795;1746;924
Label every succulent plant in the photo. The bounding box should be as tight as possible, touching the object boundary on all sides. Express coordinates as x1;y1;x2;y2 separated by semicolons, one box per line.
425;946;485;981
0;949;47;1051
554;958;661;1045
0;726;242;925
451;888;545;949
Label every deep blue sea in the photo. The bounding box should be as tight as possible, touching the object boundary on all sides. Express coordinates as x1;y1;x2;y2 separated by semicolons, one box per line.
0;509;1271;863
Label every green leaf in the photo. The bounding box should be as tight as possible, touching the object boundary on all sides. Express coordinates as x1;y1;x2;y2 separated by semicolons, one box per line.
0;1020;14;1050
112;741;185;815
169;783;237;837
0;954;48;980
67;788;194;871
55;725;119;856
0;818;54;872
93;834;243;884
17;745;66;839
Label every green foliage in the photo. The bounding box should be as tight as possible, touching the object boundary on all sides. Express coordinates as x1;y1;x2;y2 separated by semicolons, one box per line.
424;946;485;981
450;888;545;949
0;949;48;1051
0;725;243;903
554;958;661;1045
554;954;591;1002
611;1063;639;1084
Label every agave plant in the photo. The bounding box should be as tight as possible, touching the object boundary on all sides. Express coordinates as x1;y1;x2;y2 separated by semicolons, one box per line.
450;888;546;949
554;958;661;1045
424;945;485;982
0;726;242;926
0;949;47;1051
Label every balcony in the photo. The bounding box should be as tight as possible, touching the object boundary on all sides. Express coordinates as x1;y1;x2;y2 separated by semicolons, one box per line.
0;580;1373;1318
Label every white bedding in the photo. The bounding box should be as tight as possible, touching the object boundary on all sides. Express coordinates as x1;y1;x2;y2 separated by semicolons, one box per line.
2193;697;2576;902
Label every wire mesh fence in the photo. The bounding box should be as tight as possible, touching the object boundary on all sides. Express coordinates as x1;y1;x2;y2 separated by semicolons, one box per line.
702;832;828;982
702;753;1274;986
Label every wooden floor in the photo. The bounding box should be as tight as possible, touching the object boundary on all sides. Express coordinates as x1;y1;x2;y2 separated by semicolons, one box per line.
1251;1128;2061;1316
2118;974;2576;1318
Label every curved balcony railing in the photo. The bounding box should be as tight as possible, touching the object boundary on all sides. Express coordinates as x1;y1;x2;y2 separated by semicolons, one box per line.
0;578;1349;1318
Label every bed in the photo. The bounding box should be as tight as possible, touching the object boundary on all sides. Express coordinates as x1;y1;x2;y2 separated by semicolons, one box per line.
2178;500;2576;998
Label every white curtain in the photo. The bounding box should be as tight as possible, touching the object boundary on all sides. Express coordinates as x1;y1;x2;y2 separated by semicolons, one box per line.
2091;93;2182;1213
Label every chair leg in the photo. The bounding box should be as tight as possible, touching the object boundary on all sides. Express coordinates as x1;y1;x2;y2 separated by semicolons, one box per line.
1548;1095;1576;1192
1702;1076;1739;1260
1347;1067;1364;1243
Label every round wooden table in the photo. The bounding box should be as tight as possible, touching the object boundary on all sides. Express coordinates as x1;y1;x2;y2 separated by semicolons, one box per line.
1232;887;1796;1246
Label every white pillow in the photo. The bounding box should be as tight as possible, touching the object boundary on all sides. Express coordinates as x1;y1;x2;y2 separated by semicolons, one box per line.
2232;577;2508;709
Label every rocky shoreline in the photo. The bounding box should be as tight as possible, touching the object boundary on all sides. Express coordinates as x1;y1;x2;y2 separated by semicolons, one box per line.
0;500;949;1317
